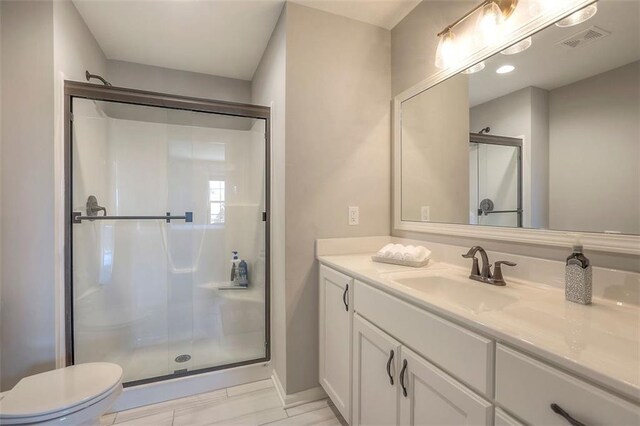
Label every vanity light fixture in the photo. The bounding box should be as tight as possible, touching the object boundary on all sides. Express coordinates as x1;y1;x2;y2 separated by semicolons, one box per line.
476;1;506;45
435;29;459;69
500;36;532;55
435;0;519;69
496;64;515;74
555;3;598;27
463;61;486;74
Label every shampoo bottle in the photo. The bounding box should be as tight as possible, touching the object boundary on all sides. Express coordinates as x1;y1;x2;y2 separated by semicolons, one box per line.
565;245;592;305
230;251;240;283
237;259;249;287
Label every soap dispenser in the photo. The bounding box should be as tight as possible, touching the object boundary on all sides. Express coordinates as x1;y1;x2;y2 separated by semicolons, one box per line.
565;244;592;305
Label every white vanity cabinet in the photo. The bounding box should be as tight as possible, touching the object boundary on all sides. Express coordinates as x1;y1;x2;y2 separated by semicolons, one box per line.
319;265;353;421
495;345;640;426
399;346;493;426
352;314;401;426
318;263;640;426
351;313;492;426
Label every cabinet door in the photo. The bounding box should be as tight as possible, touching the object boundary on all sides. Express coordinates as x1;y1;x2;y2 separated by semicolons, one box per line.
399;346;493;426
495;408;524;426
319;265;353;422
353;314;401;426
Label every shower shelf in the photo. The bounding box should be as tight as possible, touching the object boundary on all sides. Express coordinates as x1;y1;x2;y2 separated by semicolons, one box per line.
72;211;193;224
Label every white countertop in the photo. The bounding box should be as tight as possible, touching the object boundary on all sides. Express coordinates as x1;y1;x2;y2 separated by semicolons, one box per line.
318;253;640;403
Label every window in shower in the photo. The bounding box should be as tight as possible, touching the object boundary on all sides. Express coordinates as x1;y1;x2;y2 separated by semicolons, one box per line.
65;82;270;386
209;180;226;224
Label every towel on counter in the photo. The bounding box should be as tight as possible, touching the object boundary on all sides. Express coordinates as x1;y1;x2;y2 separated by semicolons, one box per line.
376;244;431;262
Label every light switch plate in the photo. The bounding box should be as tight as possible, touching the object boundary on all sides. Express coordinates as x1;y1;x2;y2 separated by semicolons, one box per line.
348;206;359;225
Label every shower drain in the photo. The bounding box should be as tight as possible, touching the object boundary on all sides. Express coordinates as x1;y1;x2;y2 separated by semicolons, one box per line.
174;354;191;363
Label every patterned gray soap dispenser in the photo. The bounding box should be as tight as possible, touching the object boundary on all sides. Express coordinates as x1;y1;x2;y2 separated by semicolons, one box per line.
565;236;592;305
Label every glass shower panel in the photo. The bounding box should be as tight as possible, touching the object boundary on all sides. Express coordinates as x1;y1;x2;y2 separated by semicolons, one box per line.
71;98;267;384
471;142;520;227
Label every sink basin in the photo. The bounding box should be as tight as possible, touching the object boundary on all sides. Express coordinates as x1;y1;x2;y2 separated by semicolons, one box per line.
384;270;518;314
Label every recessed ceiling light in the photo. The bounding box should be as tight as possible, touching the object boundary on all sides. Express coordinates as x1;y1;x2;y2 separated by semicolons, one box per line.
501;37;532;55
463;61;486;74
496;65;515;74
555;3;598;28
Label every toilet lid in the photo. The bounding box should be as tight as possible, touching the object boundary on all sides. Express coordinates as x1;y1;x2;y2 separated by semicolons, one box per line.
0;363;122;420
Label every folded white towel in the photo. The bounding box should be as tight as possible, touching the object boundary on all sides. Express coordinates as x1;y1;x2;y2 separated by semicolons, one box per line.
376;243;394;258
416;246;431;261
401;245;418;261
376;244;432;262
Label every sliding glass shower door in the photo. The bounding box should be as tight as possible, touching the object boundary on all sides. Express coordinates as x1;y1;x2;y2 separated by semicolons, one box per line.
469;133;522;228
68;90;269;385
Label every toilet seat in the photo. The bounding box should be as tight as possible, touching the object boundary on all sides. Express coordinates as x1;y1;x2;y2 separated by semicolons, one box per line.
0;363;123;424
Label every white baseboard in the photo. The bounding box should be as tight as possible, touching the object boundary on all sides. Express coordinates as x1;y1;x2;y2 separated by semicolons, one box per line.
110;361;272;412
271;370;327;409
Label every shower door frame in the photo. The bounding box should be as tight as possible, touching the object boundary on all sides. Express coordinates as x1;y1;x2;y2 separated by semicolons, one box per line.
63;80;271;385
469;132;523;228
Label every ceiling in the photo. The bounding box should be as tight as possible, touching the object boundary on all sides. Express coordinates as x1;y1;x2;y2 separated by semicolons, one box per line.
291;0;420;29
73;0;420;81
468;1;640;106
73;0;285;81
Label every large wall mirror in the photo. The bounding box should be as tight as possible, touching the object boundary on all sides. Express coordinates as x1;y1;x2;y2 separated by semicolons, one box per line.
395;0;639;252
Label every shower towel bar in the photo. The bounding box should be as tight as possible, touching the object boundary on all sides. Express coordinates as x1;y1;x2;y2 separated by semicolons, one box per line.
72;211;193;224
478;209;522;215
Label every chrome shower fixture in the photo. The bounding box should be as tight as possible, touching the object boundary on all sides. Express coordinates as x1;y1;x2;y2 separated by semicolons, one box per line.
85;70;112;86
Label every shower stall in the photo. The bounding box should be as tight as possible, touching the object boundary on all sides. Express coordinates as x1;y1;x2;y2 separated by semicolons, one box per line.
469;133;523;228
64;81;270;386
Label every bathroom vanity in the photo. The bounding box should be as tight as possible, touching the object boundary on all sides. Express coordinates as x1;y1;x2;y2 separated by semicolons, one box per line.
317;239;640;426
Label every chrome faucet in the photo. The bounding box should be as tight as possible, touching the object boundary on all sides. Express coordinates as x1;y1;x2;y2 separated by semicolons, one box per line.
462;246;516;286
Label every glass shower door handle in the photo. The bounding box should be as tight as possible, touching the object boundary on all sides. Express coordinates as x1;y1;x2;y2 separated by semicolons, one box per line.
72;211;193;224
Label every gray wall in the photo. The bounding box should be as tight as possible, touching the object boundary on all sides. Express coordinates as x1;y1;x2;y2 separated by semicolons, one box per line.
107;60;251;104
54;0;107;82
402;74;469;223
549;61;640;235
0;1;2;391
1;0;109;392
1;0;56;391
284;2;391;393
251;7;288;392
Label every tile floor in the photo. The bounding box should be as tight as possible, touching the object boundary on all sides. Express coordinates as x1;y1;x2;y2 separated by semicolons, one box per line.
101;379;347;426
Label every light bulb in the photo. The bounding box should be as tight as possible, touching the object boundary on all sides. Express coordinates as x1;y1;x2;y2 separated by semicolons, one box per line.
476;2;505;46
435;30;458;69
555;3;598;28
496;64;515;74
463;61;486;74
501;36;532;55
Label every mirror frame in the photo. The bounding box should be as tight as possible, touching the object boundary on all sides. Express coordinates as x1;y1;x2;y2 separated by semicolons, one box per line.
392;0;640;255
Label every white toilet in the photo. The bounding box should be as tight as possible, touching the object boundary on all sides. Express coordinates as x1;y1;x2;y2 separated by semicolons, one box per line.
0;362;123;425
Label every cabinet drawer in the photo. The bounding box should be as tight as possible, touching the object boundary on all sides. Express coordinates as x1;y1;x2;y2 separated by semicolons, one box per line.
496;344;640;425
354;281;493;396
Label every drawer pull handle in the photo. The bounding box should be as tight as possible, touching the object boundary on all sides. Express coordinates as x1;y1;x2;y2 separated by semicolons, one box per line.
550;403;586;426
400;359;408;397
386;350;394;385
342;284;349;311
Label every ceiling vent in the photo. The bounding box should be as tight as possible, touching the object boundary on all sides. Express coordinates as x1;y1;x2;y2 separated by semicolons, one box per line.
557;26;611;49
